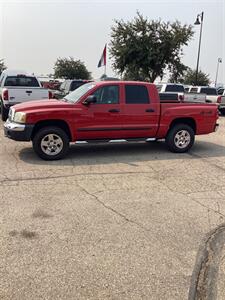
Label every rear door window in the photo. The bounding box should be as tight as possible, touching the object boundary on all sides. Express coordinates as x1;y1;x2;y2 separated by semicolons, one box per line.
125;85;150;104
4;76;40;87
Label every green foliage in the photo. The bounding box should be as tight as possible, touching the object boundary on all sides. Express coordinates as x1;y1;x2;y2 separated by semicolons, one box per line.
0;59;6;76
183;68;210;86
110;12;194;82
54;57;91;80
169;63;189;83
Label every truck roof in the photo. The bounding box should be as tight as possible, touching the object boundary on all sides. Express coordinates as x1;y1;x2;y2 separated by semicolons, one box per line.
1;69;29;76
196;86;217;89
94;80;155;86
157;83;184;86
1;69;36;78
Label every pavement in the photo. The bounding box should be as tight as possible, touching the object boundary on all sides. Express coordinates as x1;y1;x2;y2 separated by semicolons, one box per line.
0;117;225;300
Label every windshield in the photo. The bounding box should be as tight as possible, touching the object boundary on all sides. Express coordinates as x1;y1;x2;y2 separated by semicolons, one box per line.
4;76;40;87
165;85;184;92
64;82;96;103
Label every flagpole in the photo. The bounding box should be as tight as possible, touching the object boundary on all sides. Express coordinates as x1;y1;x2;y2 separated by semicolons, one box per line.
104;44;107;77
215;58;221;87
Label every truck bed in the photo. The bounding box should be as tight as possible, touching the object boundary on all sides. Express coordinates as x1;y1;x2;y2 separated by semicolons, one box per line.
158;101;218;137
5;86;49;105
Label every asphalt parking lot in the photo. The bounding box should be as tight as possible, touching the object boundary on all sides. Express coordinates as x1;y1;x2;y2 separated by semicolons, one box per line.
1;117;225;300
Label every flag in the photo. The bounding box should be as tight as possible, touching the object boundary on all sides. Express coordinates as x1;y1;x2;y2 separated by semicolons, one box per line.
97;44;107;68
218;58;222;63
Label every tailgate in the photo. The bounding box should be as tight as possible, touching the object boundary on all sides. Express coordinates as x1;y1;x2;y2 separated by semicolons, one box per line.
8;87;49;104
205;95;217;103
184;93;206;103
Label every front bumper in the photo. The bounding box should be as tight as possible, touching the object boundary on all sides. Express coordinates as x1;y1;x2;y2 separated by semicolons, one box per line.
4;121;34;141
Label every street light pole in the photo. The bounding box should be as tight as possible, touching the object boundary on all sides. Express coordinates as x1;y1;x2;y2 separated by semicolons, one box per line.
215;58;222;87
194;12;204;86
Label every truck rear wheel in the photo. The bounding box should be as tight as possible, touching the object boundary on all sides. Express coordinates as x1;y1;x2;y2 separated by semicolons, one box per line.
1;102;9;121
166;124;195;153
32;126;69;160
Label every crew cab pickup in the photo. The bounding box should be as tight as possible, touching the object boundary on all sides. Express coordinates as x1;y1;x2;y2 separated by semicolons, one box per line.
4;81;219;160
0;70;52;121
189;86;222;105
157;83;206;103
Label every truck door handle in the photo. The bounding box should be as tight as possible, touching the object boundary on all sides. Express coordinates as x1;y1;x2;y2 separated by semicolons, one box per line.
26;91;32;94
108;109;120;113
146;108;155;112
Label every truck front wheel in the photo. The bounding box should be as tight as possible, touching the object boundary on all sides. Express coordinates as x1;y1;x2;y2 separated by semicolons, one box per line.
32;126;69;160
166;124;195;153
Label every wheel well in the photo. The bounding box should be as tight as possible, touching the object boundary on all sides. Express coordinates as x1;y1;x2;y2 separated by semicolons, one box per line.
169;118;196;133
31;120;72;141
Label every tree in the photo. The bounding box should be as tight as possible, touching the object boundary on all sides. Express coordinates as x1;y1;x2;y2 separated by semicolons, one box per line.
54;57;91;80
110;12;194;82
169;62;189;83
0;59;6;76
183;68;210;86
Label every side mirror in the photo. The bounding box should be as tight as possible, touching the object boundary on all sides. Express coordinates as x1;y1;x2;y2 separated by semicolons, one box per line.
83;95;97;105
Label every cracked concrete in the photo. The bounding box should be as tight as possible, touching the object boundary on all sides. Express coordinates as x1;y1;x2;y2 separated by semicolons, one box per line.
1;117;225;299
189;224;225;300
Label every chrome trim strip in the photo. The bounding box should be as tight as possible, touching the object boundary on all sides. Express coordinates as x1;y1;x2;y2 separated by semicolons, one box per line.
4;121;25;132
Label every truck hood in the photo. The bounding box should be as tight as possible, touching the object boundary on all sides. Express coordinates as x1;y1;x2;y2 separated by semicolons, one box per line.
12;99;73;112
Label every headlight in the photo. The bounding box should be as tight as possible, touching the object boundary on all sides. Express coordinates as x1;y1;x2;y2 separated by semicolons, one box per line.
13;112;27;123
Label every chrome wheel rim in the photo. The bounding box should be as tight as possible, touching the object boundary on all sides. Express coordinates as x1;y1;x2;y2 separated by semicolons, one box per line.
174;130;191;149
41;134;63;156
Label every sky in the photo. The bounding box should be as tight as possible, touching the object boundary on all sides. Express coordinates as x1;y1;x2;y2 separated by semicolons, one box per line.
0;0;224;85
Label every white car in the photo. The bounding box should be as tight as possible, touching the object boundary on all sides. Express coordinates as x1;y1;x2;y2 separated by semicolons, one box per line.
157;83;206;103
0;70;52;121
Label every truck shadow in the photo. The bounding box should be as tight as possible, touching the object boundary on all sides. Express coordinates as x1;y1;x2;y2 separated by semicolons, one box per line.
19;140;225;166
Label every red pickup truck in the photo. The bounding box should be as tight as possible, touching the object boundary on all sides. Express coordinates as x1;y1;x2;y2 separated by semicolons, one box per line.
4;81;219;160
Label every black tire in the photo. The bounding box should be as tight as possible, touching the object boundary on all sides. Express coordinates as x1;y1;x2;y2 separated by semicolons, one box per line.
1;102;9;121
32;126;69;160
219;108;225;116
165;123;195;153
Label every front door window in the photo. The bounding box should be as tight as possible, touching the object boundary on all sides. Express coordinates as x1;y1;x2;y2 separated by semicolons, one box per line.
93;85;119;104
